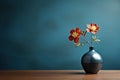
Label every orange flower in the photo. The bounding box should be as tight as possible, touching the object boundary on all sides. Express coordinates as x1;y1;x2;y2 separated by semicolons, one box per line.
86;23;99;34
68;28;81;43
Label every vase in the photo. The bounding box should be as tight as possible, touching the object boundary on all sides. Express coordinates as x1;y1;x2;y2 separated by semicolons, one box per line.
81;47;103;74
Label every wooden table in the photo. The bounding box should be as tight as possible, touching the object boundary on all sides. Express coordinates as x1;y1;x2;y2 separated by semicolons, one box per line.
0;70;120;80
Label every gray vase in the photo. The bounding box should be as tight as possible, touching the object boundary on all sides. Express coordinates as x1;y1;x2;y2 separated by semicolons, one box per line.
81;47;103;74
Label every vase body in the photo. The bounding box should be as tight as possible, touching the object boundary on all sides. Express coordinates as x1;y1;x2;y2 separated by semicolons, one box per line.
81;47;103;74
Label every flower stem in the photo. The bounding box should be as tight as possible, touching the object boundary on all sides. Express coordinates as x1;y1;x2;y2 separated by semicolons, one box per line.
83;36;92;47
91;33;93;47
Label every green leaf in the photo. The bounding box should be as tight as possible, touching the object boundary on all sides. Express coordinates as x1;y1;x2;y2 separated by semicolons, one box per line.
92;36;100;42
92;35;97;39
82;31;87;36
74;43;84;47
74;43;80;46
80;43;84;46
94;39;101;42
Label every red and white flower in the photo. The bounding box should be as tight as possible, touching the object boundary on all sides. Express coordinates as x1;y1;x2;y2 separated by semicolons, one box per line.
86;23;100;34
68;27;82;43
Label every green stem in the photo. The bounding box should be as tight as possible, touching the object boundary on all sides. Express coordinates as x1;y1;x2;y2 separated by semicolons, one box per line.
91;33;93;47
83;36;92;47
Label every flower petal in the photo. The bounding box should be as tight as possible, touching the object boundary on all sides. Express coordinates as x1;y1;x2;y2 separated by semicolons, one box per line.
86;23;100;34
68;35;74;41
74;37;79;43
76;27;80;33
77;32;81;37
87;24;91;28
92;32;97;34
96;26;100;30
76;27;82;37
70;29;75;34
86;28;90;32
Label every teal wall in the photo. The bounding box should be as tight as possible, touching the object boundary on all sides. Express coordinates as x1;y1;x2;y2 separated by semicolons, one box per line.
0;0;120;70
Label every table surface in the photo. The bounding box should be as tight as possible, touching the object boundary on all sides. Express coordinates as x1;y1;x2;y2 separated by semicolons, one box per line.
0;70;120;80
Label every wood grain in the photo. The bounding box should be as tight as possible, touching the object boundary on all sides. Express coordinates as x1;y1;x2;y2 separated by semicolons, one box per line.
0;70;120;80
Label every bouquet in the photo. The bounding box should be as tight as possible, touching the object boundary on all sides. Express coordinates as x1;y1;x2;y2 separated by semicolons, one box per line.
68;23;100;47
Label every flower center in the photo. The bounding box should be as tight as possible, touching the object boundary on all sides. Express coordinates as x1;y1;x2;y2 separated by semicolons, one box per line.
72;32;78;38
91;26;96;31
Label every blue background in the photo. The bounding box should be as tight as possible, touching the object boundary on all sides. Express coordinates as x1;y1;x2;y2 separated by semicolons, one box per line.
0;0;120;70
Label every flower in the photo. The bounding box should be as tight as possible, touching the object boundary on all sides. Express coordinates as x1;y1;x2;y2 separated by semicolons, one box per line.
68;23;100;47
68;27;82;43
86;23;99;34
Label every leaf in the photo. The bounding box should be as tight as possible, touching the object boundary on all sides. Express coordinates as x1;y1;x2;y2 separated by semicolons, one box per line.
74;43;84;47
92;36;100;42
92;35;97;39
84;31;87;36
74;43;80;46
82;31;87;36
94;39;101;42
80;43;84;46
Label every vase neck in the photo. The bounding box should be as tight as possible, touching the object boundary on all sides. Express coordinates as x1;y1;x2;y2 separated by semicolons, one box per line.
89;47;94;51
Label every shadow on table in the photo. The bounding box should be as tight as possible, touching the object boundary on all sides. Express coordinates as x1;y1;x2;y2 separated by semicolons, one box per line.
67;72;85;75
66;72;98;75
64;72;86;75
